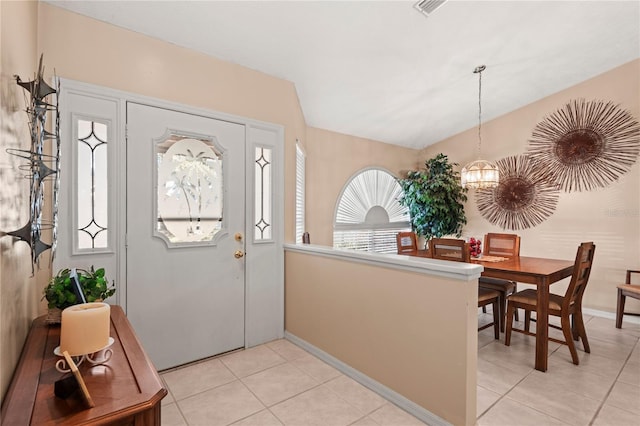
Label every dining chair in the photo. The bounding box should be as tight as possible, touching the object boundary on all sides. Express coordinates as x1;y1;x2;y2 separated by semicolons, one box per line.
429;238;470;262
479;233;521;331
478;288;501;339
428;238;499;338
615;269;640;328
504;241;596;365
396;232;418;255
483;233;520;257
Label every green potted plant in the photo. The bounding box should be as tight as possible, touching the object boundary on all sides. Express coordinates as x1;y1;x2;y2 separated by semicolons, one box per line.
43;266;116;323
397;153;468;246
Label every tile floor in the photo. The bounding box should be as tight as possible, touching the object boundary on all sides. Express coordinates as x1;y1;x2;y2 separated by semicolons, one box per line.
160;313;640;426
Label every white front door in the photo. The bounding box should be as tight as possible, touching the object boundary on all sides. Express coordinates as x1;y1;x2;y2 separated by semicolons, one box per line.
126;102;246;370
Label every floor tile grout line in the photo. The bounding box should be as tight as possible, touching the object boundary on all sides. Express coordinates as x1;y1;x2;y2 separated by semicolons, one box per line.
159;346;246;375
588;338;640;426
160;347;258;403
477;351;536;377
479;360;596;426
509;350;620;425
285;352;427;424
162;384;189;425
174;398;190;426
475;356;536;422
320;375;392;420
501;394;573;426
162;321;638;425
164;352;275;405
158;375;190;425
169;378;256;425
505;375;603;425
220;356;415;425
239;357;322;401
233;359;339;424
164;375;239;403
225;378;276;426
476;333;613;424
248;352;404;424
166;343;328;425
219;344;288;379
244;379;331;424
507;335;638;426
257;347;404;425
477;312;638;424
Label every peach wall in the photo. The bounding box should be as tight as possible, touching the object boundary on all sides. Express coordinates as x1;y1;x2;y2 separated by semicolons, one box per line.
285;247;478;425
420;60;640;315
36;2;307;244
305;126;420;246
0;0;40;402
5;0;635;406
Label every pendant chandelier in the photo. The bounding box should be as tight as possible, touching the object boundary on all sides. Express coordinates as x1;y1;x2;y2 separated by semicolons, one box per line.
461;65;499;189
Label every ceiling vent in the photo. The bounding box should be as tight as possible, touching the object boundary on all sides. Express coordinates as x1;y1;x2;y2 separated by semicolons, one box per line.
414;0;448;17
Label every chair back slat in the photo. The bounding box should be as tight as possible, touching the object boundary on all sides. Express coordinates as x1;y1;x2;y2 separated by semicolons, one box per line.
396;232;418;255
563;242;596;311
484;233;520;258
429;238;470;263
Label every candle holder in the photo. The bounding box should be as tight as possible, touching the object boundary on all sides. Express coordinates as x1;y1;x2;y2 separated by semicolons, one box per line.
54;337;114;373
54;302;112;373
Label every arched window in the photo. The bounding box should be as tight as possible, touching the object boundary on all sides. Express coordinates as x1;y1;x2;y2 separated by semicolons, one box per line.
333;168;410;253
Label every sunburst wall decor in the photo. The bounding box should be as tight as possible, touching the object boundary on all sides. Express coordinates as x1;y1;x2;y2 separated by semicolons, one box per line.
526;99;640;192
476;155;559;230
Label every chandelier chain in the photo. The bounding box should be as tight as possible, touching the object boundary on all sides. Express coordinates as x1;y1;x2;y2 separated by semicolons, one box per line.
476;65;484;159
461;64;499;190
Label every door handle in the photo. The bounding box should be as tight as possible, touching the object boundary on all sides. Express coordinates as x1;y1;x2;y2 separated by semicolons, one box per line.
234;250;245;259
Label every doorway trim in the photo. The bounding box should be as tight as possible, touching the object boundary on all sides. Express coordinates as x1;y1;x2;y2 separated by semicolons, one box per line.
57;78;285;347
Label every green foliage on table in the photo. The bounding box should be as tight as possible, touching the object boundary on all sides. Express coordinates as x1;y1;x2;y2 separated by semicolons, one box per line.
397;153;468;242
43;266;116;310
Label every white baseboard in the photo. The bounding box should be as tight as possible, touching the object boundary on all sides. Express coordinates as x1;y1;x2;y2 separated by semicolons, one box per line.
584;307;640;325
284;332;451;426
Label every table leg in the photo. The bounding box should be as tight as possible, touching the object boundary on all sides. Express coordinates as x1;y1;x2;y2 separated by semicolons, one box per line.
535;278;549;372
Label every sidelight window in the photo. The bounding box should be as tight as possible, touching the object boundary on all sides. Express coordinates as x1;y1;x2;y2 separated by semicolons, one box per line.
76;118;109;250
254;146;272;241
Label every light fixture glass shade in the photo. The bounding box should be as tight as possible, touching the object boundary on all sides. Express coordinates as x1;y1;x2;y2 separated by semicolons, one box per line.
461;159;500;189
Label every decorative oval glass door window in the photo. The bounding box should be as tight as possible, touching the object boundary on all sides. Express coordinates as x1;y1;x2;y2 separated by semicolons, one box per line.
156;137;223;243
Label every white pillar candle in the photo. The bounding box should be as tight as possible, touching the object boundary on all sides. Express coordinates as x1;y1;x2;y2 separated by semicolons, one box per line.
60;302;111;356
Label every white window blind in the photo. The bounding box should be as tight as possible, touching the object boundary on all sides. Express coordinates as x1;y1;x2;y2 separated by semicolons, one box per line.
333;168;410;254
295;142;305;244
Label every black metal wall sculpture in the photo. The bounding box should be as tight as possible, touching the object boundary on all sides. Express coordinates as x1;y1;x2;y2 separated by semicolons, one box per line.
476;155;559;230
1;55;60;270
526;99;640;192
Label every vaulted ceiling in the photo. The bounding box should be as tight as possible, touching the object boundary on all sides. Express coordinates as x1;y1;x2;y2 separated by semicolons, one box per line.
47;1;640;149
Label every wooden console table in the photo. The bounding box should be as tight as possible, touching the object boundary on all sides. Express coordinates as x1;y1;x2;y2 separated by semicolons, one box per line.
1;305;167;425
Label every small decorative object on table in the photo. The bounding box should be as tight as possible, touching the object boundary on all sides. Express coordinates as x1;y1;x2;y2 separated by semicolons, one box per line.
54;302;114;372
469;237;482;258
59;351;95;408
43;266;115;324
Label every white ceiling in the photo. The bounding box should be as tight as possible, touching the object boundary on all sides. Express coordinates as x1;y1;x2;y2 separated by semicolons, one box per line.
46;1;640;149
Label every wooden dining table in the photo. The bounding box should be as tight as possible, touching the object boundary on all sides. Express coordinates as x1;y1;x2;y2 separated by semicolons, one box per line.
471;256;575;372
